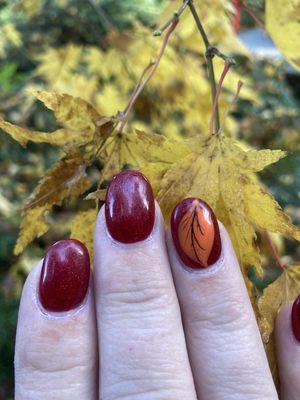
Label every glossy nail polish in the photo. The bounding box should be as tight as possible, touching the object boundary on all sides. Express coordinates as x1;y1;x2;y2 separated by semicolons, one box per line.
171;198;221;269
39;239;90;312
291;295;300;342
105;170;155;243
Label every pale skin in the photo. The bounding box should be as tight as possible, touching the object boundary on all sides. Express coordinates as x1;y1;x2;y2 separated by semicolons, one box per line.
15;203;300;399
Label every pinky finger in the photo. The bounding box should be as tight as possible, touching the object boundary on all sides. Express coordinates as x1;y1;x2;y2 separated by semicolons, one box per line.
276;296;300;400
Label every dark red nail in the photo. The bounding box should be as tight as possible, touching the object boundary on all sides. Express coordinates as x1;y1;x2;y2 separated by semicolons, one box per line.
291;295;300;342
39;239;90;312
171;198;221;269
105;170;155;243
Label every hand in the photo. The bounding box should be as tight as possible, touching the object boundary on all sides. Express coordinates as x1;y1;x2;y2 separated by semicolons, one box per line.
14;171;299;400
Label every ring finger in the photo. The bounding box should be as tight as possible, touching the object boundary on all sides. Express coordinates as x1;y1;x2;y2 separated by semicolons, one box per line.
167;197;278;400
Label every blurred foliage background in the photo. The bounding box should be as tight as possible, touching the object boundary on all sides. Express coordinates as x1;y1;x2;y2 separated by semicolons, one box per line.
0;0;299;398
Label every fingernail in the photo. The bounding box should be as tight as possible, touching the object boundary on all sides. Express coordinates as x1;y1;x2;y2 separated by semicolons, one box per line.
291;295;300;342
105;170;155;243
39;239;90;312
171;197;221;269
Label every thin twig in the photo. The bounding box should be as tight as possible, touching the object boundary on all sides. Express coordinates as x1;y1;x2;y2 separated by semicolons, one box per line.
218;80;243;135
119;19;179;133
187;0;235;134
123;61;155;115
209;59;232;136
264;231;286;270
154;0;190;36
240;1;265;30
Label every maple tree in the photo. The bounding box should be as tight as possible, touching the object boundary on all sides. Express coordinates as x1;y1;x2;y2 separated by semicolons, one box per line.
0;0;300;391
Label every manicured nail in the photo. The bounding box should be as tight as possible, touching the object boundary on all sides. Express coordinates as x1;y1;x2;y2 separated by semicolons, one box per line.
105;170;155;243
291;295;300;342
39;239;90;312
171;198;221;269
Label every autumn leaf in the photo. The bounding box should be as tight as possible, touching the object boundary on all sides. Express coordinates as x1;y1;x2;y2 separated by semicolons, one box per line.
0;90;118;254
100;129;189;183
258;264;300;343
157;134;299;278
0;91;115;148
15;149;92;255
266;0;300;71
14;207;50;255
35;44;82;85
24;148;91;210
33;91;99;137
257;264;300;383
71;207;98;262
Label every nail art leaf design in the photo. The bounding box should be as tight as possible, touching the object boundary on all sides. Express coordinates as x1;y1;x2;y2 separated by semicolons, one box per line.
172;198;221;269
178;200;215;267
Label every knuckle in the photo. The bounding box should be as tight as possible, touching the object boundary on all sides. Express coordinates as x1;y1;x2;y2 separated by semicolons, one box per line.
103;366;192;400
188;295;249;332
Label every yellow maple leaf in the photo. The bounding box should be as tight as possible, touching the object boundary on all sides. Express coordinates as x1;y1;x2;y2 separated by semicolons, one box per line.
258;264;300;343
71;208;98;263
257;264;300;384
157;134;299;277
266;0;300;71
100;129;189;183
34;91;100;141
14;207;50;255
0;91;114;147
15;149;92;254
24;149;91;210
35;44;82;85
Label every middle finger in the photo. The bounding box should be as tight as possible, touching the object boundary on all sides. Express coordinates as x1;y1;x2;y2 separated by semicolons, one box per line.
93;171;197;400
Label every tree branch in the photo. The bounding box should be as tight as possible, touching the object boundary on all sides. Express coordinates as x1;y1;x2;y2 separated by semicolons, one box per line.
187;0;235;134
154;0;190;36
119;18;179;133
122;61;155;115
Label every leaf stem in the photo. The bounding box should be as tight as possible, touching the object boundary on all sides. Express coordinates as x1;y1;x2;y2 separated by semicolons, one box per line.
187;0;235;134
264;231;286;270
209;59;232;136
122;61;155;115
218;80;243;135
119;18;179;133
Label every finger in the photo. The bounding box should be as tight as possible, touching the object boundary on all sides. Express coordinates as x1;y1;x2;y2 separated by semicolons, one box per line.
94;171;197;400
15;240;98;400
167;198;278;400
276;297;300;400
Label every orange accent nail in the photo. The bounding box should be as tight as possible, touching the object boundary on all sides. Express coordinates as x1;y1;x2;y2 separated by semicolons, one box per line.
171;198;221;269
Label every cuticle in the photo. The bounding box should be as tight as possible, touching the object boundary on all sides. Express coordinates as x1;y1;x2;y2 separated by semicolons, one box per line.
177;246;226;278
105;206;159;248
34;280;90;319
